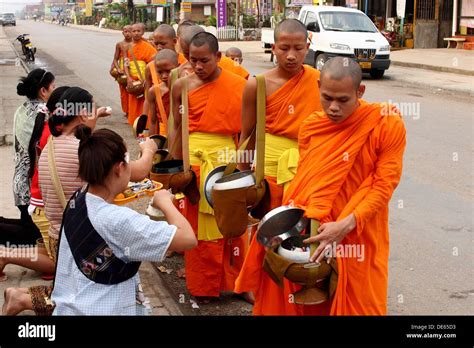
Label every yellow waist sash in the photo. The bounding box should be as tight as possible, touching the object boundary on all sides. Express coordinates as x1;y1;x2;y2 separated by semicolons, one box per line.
189;132;236;241
129;60;146;80
264;133;299;192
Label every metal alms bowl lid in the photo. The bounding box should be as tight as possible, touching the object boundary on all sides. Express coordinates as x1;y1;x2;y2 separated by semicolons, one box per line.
149;134;167;150
212;170;256;191
204;165;240;207
256;206;309;248
133;114;148;137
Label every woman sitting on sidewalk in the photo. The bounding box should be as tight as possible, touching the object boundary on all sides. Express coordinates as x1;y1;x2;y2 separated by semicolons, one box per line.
2;86;158;316
51;128;196;315
0;87;69;282
0;69;55;250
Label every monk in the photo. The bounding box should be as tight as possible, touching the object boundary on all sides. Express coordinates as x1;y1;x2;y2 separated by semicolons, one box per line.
143;24;186;128
179;25;249;79
234;19;323;313
220;49;249;79
124;23;157;125
225;47;243;64
148;49;179;137
282;57;406;315
111;25;132;118
170;32;247;301
144;24;186;91
176;25;205;78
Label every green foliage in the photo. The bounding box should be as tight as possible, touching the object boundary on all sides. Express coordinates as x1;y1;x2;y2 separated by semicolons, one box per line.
242;14;256;28
145;20;158;32
208;15;217;27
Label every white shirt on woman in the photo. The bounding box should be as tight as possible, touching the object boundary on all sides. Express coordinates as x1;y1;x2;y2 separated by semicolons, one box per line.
52;192;176;315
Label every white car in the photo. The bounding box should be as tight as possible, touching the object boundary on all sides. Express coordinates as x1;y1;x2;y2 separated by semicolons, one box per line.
262;6;391;79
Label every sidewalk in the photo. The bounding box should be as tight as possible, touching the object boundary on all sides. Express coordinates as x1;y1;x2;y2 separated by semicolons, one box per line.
0;26;23;146
390;48;474;76
0;25;182;316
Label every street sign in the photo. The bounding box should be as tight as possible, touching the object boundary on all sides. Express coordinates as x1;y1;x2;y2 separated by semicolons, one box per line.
397;0;406;18
85;0;93;17
217;0;226;27
156;7;164;21
181;2;192;12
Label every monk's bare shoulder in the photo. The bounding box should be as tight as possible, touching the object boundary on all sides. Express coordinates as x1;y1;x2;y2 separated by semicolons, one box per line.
244;76;257;94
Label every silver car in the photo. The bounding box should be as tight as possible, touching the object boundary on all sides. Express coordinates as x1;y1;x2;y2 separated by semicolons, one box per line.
2;13;16;26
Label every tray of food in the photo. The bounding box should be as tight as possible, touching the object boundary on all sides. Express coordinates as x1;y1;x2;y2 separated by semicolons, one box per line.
114;179;163;205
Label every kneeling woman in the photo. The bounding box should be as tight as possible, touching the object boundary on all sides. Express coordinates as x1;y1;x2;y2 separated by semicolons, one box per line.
51;128;196;315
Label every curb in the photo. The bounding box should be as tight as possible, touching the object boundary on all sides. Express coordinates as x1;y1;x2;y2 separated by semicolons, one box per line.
391;60;474;76
7;37;30;74
0;29;29;147
141;262;184;316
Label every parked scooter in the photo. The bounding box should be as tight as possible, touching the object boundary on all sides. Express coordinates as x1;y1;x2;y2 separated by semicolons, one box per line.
15;34;36;62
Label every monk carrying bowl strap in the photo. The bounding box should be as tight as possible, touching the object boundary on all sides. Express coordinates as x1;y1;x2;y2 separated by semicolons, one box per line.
150;73;199;205
125;47;145;97
211;74;270;239
263;219;339;305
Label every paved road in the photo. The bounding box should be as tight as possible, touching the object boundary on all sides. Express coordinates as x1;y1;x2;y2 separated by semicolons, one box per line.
3;20;473;315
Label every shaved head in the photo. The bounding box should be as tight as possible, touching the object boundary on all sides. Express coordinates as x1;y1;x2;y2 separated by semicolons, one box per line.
181;25;206;46
154;24;176;39
318;57;365;123
123;25;131;30
132;23;145;30
155;48;178;65
190;32;219;54
177;20;196;36
320;57;362;89
225;47;242;57
274;19;307;42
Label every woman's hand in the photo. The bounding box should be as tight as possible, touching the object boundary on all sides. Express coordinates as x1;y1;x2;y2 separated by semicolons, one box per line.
139;137;158;155
96;106;112;118
152;189;175;210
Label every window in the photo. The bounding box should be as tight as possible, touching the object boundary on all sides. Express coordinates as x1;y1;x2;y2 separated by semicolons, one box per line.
304;11;318;26
318;11;377;32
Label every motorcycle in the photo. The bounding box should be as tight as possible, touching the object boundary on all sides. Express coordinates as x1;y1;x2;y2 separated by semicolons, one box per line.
15;34;36;62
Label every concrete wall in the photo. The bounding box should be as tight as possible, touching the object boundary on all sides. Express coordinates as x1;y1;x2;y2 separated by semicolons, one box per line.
415;21;439;48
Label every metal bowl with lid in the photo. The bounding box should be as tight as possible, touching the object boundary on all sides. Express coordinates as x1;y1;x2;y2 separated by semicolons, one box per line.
212;170;256;191
204;165;240;207
256;206;308;249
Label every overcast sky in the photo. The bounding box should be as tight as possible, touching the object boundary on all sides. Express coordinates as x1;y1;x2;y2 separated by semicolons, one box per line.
0;0;41;14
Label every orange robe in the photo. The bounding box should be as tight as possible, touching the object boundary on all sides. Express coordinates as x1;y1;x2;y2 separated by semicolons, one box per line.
234;65;324;315
154;89;169;136
178;52;187;65
183;69;247;297
147;63;170;136
218;55;250;79
127;39;157;125
279;101;406;315
146;52;185;133
119;84;128;114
